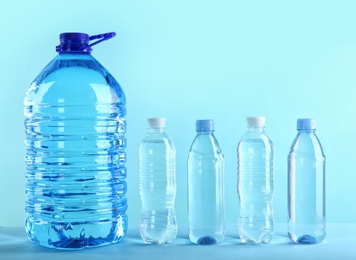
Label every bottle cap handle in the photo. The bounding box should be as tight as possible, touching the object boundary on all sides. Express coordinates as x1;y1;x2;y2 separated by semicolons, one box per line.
88;32;116;48
56;32;116;53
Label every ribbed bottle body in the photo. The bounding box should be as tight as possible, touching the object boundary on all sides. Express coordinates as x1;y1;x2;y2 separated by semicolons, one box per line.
188;133;224;245
237;129;274;244
24;54;127;249
288;131;326;244
139;130;177;244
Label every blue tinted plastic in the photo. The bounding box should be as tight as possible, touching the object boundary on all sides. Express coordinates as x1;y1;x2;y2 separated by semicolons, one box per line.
297;118;316;130
188;120;225;245
288;119;326;244
56;32;116;53
196;119;214;132
24;37;127;249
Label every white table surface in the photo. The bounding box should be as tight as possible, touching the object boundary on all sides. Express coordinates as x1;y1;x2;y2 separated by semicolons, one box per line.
1;223;355;260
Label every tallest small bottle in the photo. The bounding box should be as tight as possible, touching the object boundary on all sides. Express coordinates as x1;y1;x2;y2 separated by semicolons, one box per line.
24;32;127;249
188;119;225;245
288;118;326;244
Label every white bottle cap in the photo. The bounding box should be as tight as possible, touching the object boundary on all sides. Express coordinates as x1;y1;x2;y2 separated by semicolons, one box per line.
246;116;266;127
147;117;166;128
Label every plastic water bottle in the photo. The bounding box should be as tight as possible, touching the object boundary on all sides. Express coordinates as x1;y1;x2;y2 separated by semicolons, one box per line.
288;118;326;244
139;117;177;244
237;116;274;244
24;32;127;249
188;119;224;245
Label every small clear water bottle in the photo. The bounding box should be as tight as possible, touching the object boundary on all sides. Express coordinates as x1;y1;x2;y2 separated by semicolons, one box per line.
24;32;127;249
139;117;177;244
188;119;225;245
288;118;326;244
237;116;274;244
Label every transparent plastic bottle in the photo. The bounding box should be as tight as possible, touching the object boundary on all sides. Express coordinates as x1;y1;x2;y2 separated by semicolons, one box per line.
188;119;224;245
288;118;326;244
24;32;127;249
139;117;177;244
237;116;274;244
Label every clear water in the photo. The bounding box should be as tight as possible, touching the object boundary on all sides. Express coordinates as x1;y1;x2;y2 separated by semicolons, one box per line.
188;132;224;245
138;129;177;244
237;127;274;244
24;53;127;249
288;130;326;244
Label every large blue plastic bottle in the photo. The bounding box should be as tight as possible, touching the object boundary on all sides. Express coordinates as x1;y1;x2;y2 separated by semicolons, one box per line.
188;119;225;245
288;118;326;244
24;32;127;249
237;116;274;244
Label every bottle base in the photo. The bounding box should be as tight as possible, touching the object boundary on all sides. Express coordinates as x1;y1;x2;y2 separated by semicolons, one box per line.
139;211;177;245
196;236;217;245
189;232;224;245
238;228;274;244
288;232;325;244
140;227;177;245
141;237;176;245
297;235;317;244
25;215;128;250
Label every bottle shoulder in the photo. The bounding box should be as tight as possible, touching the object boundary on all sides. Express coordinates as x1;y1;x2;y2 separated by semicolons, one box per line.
238;131;274;149
25;54;125;105
140;132;175;147
188;134;223;158
33;55;106;81
289;133;325;158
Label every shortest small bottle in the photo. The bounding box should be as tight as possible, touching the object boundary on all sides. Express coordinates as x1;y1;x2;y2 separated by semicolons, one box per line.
237;116;275;244
288;118;326;244
139;117;177;244
188;119;225;245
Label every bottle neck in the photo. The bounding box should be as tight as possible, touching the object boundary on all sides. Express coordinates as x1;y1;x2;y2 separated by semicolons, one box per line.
298;129;316;134
58;52;92;59
247;126;265;132
197;130;214;135
148;127;165;134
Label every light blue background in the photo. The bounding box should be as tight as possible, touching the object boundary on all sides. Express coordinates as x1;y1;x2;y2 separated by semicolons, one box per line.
0;0;355;227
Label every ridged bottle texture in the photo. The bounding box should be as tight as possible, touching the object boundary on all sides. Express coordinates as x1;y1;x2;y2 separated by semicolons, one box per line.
288;118;326;244
24;33;127;249
237;116;274;244
188;119;224;245
139;117;177;244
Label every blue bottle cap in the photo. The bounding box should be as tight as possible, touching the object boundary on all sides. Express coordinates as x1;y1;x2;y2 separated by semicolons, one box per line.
196;119;214;131
56;32;116;53
297;118;316;130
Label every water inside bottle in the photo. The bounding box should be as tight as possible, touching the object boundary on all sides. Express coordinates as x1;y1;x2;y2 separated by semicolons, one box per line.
24;53;127;249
